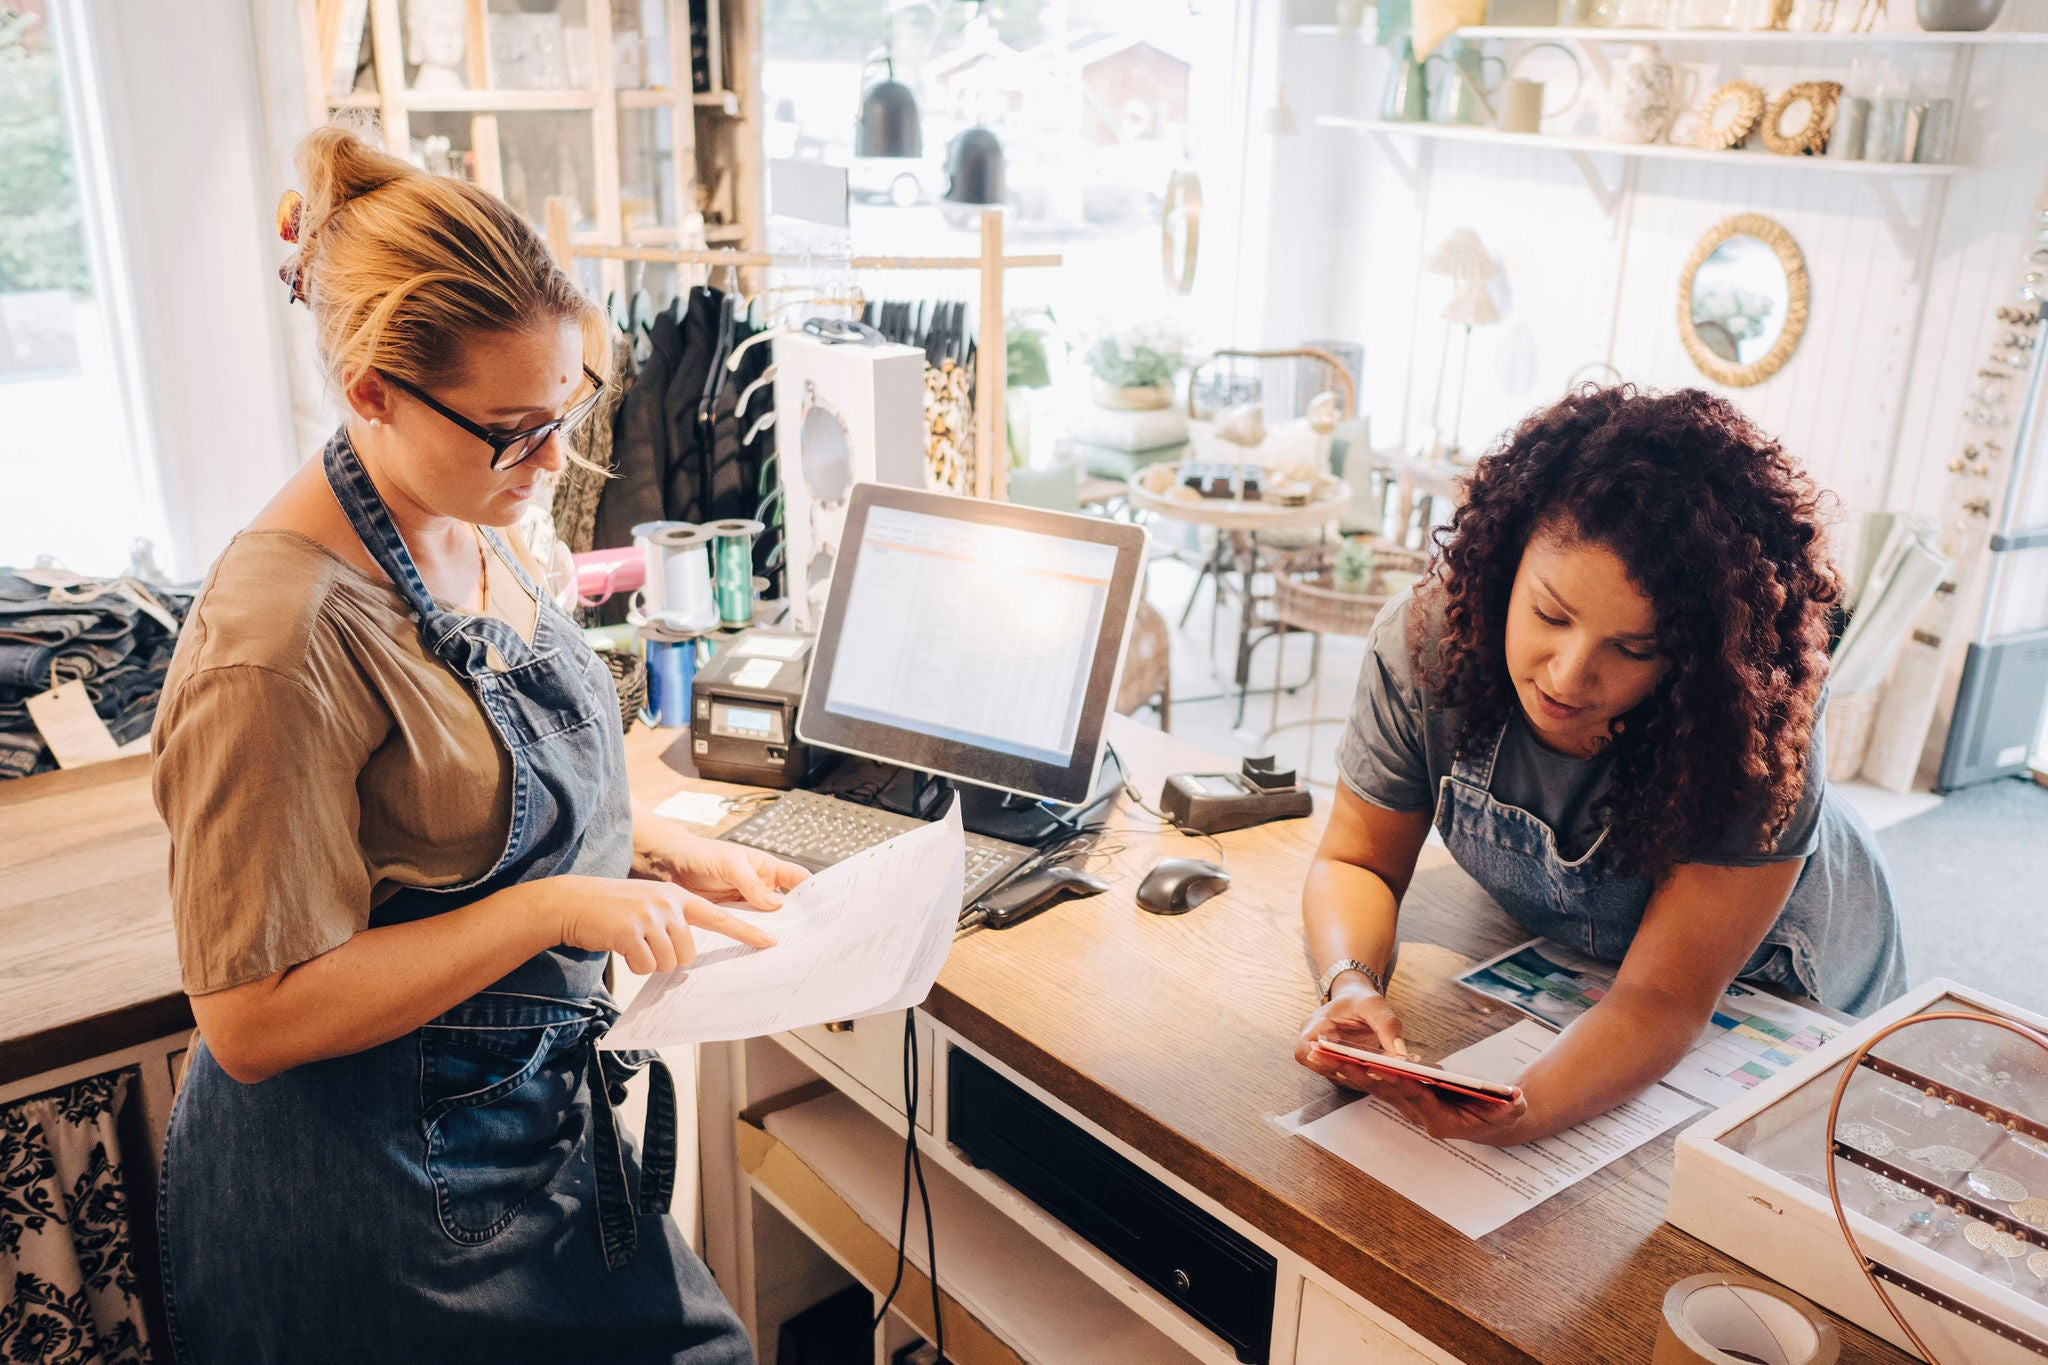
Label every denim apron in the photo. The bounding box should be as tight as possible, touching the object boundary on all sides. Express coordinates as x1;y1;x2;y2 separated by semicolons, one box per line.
159;428;752;1365
1432;721;1906;1016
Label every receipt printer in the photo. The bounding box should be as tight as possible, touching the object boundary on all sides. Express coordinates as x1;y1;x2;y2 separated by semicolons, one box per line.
1160;755;1313;834
690;629;829;789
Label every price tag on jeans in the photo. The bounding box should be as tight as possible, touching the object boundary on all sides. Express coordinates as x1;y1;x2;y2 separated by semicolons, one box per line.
26;680;121;768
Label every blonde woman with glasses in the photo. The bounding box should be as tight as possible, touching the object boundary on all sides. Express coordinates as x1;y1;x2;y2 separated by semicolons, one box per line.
151;127;802;1363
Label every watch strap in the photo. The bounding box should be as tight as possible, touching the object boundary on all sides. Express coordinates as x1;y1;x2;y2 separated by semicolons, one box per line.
1319;957;1386;1003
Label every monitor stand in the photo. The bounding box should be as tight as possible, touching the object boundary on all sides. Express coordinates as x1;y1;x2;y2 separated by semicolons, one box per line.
883;754;1127;847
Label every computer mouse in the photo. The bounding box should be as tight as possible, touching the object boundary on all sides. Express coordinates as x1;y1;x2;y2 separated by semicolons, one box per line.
1136;858;1230;916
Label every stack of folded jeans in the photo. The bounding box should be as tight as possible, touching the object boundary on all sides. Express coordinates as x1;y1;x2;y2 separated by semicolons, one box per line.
0;567;193;780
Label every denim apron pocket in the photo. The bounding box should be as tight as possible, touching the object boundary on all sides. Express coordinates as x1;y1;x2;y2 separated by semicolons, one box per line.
419;994;600;1245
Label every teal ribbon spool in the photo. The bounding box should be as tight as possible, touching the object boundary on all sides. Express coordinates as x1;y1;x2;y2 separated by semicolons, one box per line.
707;518;764;627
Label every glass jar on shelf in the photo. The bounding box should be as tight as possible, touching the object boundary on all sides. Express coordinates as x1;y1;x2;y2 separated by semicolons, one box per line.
611;0;675;91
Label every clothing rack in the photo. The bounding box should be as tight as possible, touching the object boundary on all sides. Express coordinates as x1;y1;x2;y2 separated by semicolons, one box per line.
543;197;1060;501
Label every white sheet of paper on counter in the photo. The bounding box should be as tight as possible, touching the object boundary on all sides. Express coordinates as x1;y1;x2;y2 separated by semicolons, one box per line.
1292;1019;1700;1239
602;799;966;1048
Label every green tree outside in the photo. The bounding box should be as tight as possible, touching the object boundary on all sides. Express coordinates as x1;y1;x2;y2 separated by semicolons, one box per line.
0;5;91;296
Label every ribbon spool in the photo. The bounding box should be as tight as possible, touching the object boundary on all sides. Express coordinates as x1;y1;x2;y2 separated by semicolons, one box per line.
631;521;717;634
1653;1273;1839;1365
705;518;765;627
637;621;703;729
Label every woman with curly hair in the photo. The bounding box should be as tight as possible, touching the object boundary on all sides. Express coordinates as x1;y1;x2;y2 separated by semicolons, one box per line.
1294;385;1904;1145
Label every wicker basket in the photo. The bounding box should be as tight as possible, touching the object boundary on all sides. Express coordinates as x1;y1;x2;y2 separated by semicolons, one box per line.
601;651;647;735
1272;542;1430;638
1823;687;1881;784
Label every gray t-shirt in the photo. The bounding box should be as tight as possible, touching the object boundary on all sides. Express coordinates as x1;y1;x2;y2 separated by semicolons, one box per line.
1334;592;1823;866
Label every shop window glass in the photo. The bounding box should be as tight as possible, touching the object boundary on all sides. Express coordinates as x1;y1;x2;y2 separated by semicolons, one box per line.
759;0;1241;343
0;1;155;576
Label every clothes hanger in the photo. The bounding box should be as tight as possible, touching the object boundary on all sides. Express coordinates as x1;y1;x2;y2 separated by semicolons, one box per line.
735;365;776;419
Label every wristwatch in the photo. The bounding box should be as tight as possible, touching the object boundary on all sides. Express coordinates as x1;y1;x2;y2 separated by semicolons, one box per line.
1318;958;1387;1004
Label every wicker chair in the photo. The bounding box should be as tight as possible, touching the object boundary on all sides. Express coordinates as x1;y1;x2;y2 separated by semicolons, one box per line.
1263;541;1429;784
1114;600;1172;730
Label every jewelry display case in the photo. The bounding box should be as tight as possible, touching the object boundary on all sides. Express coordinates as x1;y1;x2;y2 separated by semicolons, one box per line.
1668;978;2048;1363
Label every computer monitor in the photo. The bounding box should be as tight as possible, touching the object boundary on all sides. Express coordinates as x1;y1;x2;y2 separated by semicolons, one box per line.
795;482;1148;808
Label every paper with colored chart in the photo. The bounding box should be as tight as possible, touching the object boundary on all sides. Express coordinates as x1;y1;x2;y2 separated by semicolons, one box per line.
1454;938;1844;1109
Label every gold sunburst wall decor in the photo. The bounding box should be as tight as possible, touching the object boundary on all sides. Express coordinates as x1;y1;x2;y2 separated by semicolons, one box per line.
1695;81;1767;150
1762;81;1842;156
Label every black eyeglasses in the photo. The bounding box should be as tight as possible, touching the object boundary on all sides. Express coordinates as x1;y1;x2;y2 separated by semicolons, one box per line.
382;365;606;472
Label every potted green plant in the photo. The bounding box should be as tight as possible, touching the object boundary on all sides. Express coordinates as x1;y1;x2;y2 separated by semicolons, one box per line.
1085;324;1188;412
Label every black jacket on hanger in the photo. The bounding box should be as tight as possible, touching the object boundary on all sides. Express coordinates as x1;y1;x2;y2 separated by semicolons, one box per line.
593;305;682;553
661;287;725;524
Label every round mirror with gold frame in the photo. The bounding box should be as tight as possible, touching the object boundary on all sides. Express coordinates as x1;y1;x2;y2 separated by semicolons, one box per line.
1678;214;1809;387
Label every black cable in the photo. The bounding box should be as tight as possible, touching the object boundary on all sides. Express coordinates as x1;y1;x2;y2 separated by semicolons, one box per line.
1102;741;1229;869
869;1011;916;1330
870;1009;942;1363
907;1011;943;1362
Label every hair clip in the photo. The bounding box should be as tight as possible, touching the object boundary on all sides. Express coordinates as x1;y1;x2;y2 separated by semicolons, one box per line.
1840;1122;1897;1156
276;189;304;244
278;260;308;307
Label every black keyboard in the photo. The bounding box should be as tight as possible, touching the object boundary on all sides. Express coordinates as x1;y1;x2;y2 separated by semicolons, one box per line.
719;788;1033;910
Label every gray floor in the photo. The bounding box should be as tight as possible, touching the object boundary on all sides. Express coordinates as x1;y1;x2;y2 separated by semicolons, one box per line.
1141;555;2048;1016
1878;776;2048;1014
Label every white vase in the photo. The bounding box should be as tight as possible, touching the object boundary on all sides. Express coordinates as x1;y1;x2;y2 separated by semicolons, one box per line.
1092;377;1173;411
1601;44;1677;144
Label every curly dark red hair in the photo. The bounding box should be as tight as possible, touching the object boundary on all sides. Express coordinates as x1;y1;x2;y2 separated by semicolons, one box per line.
1412;385;1840;881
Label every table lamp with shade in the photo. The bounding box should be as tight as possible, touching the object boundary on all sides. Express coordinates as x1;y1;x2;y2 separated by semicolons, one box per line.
1424;228;1501;461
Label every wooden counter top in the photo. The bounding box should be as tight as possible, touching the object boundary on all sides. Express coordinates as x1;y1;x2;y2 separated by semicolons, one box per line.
6;722;1909;1364
629;718;1910;1365
0;754;190;1087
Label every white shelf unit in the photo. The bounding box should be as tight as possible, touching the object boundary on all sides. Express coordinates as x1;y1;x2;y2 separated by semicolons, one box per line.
1309;17;2048;262
1317;115;1960;255
1295;20;2048;40
752;1089;1209;1365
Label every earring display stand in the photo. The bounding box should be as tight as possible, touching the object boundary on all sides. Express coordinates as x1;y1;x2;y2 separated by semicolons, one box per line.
1669;978;2048;1364
543;197;1059;503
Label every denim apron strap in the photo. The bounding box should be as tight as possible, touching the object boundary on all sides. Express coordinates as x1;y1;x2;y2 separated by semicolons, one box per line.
320;427;533;672
588;1045;679;1270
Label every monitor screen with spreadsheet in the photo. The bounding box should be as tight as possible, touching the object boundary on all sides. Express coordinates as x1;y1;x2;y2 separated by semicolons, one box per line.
795;483;1147;806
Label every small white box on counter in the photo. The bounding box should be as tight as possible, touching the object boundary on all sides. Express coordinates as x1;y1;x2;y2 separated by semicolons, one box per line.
1667;977;2048;1363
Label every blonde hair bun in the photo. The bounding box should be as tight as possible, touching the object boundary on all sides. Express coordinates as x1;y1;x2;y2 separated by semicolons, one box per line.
284;124;605;398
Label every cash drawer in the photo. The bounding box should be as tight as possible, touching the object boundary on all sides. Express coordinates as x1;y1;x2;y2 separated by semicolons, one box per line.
947;1049;1276;1364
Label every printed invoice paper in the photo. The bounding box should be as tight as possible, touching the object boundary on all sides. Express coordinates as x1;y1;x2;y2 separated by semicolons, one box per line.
601;801;966;1048
1292;1020;1700;1239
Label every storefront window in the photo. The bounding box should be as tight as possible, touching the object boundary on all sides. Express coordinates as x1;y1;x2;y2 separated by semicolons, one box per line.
0;1;155;576
759;0;1243;346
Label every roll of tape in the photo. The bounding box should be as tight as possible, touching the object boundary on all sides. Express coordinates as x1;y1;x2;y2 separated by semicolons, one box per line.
1652;1273;1839;1365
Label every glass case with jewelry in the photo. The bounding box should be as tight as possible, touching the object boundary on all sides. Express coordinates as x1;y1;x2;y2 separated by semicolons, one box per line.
1669;979;2048;1364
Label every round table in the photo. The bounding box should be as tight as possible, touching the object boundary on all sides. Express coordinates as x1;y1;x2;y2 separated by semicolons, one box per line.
1124;464;1351;725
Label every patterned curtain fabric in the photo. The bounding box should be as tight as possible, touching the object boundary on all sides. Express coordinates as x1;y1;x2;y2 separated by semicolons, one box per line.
0;1070;150;1364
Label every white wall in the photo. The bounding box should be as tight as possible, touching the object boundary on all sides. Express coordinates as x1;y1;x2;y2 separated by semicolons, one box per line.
1267;29;2048;546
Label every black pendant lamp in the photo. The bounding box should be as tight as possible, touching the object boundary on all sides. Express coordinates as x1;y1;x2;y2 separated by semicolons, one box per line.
943;126;1005;206
856;58;922;158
